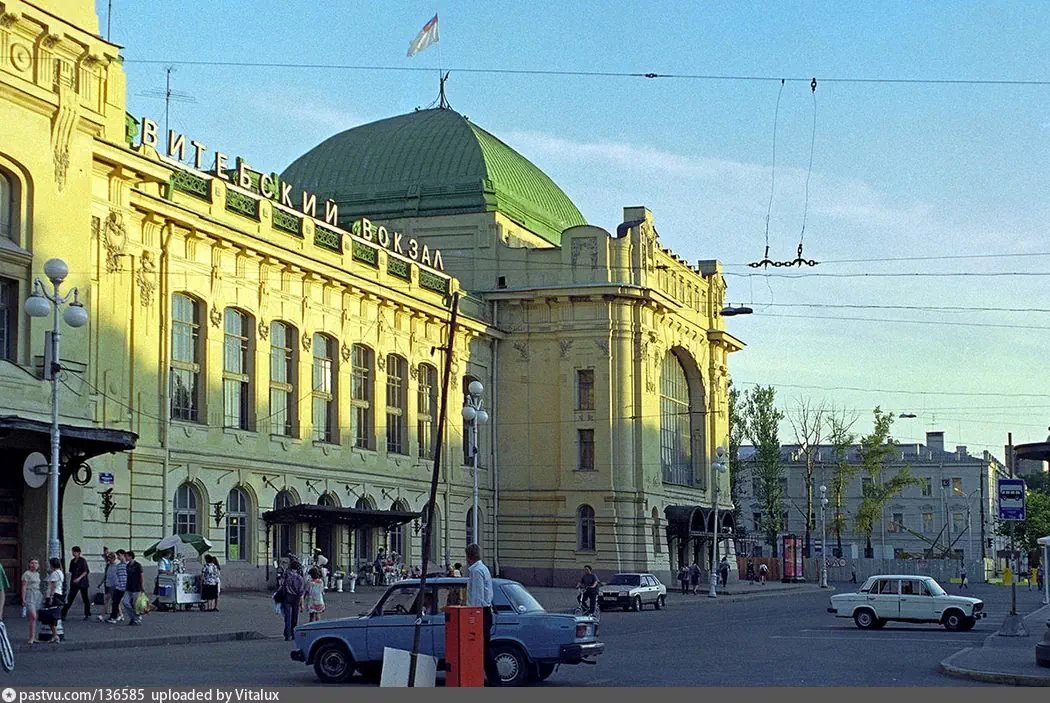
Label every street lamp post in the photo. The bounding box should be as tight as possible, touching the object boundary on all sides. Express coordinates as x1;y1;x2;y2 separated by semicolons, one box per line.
461;380;488;547
24;258;89;562
819;484;829;588
708;446;727;599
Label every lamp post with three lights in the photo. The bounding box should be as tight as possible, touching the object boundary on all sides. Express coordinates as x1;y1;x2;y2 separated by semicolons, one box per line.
461;380;489;546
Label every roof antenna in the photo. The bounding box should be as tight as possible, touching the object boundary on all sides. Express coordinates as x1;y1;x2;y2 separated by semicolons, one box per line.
438;71;451;109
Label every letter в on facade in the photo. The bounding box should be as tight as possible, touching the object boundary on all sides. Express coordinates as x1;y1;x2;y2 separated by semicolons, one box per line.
167;130;185;161
324;199;338;226
191;140;207;170
356;218;374;242
280;182;293;208
140;118;158;148
301;192;317;218
214;152;229;180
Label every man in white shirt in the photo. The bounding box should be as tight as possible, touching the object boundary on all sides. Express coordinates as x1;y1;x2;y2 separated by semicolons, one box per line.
465;543;498;685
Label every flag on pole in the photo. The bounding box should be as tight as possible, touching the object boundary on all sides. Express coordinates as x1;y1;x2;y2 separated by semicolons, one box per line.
407;14;439;57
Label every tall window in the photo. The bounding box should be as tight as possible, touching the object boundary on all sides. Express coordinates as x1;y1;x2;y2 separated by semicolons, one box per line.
354;497;374;564
577;505;596;551
952;512;966;534
951;478;964;496
921;477;932;497
385;354;408;454
922;512;934;534
273;490;296;559
171;294;202;422
226;488;250;561
389;501;408;558
0;170;13;240
269;322;297;436
0;277;15;361
350;344;373;449
660;352;692;486
417;364;437;458
223;308;253;430
577;429;595;471
174;483;200;535
861;477;874;496
311;334;336;443
576;369;594;411
889;513;904;532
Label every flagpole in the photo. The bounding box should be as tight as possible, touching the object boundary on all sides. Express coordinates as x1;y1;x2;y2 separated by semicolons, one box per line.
436;10;444;106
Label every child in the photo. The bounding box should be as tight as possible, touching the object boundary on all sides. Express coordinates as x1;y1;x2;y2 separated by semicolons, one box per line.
304;567;326;623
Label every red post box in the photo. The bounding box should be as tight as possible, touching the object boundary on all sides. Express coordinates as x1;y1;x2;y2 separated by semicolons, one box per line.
444;606;485;687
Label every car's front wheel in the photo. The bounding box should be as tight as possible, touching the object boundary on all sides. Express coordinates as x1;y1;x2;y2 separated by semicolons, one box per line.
943;610;966;631
491;644;529;687
853;609;877;629
313;642;354;684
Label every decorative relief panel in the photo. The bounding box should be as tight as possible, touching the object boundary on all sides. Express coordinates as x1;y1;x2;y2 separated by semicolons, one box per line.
136;251;156;307
102;211;127;273
511;342;529;362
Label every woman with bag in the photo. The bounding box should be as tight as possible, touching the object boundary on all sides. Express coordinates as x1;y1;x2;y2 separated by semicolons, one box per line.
40;558;65;644
201;555;221;612
20;559;42;645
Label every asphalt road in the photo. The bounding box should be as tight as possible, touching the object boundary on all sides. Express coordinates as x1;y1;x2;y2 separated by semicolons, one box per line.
7;582;1046;687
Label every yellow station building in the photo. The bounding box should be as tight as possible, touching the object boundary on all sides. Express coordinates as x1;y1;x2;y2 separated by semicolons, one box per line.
0;0;743;589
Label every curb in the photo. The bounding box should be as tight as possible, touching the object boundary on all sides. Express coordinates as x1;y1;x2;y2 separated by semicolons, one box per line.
939;648;1050;687
14;629;265;654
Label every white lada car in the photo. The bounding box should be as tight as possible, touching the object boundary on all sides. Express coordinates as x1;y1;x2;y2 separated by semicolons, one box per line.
828;574;985;631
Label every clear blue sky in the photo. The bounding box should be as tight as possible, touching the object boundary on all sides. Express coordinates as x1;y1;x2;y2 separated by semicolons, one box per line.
101;1;1050;458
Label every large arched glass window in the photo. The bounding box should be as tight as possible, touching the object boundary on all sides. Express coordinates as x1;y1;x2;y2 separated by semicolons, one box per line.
577;505;596;552
385;354;408;454
388;501;409;559
223;308;253;430
273;490;296;559
174;483;201;536
417;363;438;459
0;170;13;240
354;497;375;565
312;334;336;443
660;351;693;486
269;321;297;437
171;294;203;422
350;344;374;449
226;488;250;561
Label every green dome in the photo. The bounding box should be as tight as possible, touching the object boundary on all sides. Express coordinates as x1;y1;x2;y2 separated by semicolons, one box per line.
281;108;585;246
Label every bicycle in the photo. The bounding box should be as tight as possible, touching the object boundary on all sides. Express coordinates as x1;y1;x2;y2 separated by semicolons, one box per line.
573;588;601;623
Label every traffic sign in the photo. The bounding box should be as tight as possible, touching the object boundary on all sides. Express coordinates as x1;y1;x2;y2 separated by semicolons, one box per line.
998;478;1026;521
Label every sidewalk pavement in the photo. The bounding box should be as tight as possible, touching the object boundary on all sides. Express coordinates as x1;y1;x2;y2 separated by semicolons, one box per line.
940;604;1050;686
3;579;820;654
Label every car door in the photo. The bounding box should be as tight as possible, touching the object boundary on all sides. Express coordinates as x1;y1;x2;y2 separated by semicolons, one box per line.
365;585;436;661
864;578;900;620
642;576;655;603
645;575;660;603
898;579;936;621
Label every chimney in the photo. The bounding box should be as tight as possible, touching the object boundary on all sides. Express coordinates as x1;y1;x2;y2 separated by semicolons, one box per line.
956;445;967;459
926;431;944;454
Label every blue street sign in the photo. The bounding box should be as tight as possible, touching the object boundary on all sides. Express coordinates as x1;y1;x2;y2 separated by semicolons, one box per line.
99;472;114;485
998;478;1026;521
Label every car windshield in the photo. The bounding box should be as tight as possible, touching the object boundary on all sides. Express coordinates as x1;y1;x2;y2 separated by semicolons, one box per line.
608;574;641;586
501;583;545;613
925;579;947;596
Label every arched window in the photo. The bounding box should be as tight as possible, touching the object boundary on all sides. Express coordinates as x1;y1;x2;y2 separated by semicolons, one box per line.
174;483;200;536
273;490;297;559
350;344;374;449
171;294;203;422
660;351;693;486
0;277;15;362
354;497;375;565
312;334;336;443
417;363;438;459
388;501;408;559
223;308;254;430
462;375;481;465
0;170;14;240
385;354;408;454
577;505;596;552
226;487;250;561
316;493;338;562
269;321;297;437
466;507;482;548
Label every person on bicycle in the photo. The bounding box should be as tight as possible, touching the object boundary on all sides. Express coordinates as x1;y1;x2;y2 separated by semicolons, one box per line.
577;565;602;615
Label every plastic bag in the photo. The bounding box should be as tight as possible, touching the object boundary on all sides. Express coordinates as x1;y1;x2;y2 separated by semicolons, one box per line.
273;601;282;617
134;592;149;615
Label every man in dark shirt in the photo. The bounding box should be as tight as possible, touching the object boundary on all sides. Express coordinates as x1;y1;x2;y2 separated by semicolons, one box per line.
62;546;91;620
577;565;601;615
122;551;145;625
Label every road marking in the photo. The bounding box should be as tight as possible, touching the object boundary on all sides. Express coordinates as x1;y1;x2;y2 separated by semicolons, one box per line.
769;634;979;644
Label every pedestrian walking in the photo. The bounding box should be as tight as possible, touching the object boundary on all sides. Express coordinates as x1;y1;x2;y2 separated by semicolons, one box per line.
106;550;127;623
21;559;42;645
719;556;730;588
201;555;221;612
42;558;65;644
1037;564;1045;592
277;559;307;641
305;567;326;623
959;566;968;590
746;559;755;583
122;551;144;626
465;543;499;686
677;565;689;595
96;550;114;621
689;561;701;595
758;562;768;585
849;563;857;584
61;546;91;621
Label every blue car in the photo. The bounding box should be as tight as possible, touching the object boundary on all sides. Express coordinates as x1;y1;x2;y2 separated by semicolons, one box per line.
290;576;604;686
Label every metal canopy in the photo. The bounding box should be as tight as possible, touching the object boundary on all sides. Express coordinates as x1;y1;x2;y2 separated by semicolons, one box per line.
0;414;137;457
1014;441;1050;462
261;503;419;529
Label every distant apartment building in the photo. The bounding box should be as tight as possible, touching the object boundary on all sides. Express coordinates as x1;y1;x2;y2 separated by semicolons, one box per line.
738;431;1010;566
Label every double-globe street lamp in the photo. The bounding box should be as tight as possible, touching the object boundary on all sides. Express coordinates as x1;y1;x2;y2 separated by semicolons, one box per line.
819;484;829;588
461;380;489;547
708;446;728;598
24;258;89;562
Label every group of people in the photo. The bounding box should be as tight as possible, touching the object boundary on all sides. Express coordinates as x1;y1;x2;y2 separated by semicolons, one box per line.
676;556;739;594
273;557;329;640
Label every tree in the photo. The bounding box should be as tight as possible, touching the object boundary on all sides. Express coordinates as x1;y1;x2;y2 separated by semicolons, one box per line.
727;382;746;530
788;396;827;556
743;385;784;551
825;407;858;557
854;407;920;558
